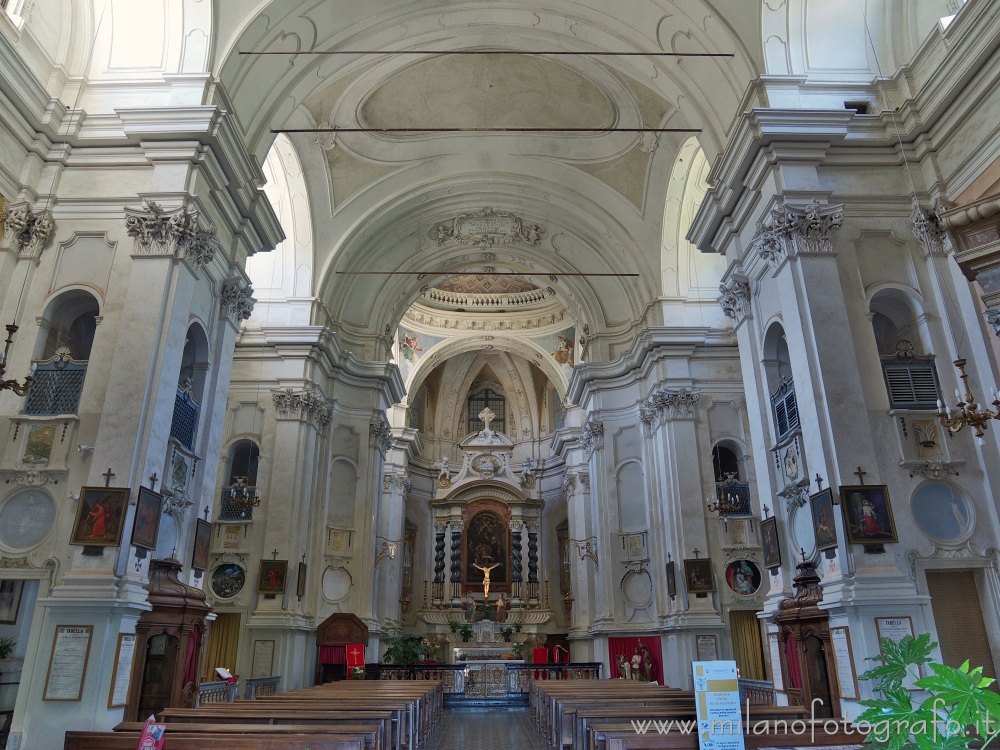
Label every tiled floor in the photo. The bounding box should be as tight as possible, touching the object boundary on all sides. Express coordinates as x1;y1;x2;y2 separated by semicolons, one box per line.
430;708;546;750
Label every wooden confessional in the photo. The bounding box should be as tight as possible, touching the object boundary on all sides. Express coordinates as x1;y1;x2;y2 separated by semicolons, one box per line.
772;556;840;717
125;557;210;721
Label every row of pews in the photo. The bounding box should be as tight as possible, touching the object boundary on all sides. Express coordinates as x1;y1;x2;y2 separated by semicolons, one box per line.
64;679;444;750
530;681;869;750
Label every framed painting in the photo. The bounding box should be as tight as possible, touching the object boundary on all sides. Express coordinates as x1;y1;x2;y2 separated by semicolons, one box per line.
191;519;211;571
809;488;838;552
666;561;676;598
258;560;288;594
683;558;715;593
130;487;163;551
69;487;131;547
761;516;782;569
840;485;898;545
0;579;24;623
296;562;307;598
724;559;762;596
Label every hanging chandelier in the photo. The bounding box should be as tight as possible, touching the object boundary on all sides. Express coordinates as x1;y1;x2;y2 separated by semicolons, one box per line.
0;323;35;396
937;358;1000;443
227;475;261;508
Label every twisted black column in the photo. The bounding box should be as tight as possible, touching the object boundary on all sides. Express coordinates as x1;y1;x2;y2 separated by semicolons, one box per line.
434;529;446;584
511;528;523;583
527;530;538;583
450;529;462;582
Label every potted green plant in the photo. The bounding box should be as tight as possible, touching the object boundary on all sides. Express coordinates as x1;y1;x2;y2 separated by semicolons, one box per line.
458;624;474;642
858;633;1000;750
381;619;430;664
511;642;525;659
0;637;15;660
499;626;514;642
448;620;460;633
478;602;494;621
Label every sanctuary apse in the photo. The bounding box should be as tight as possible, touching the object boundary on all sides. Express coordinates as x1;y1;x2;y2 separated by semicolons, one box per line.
2;0;1000;748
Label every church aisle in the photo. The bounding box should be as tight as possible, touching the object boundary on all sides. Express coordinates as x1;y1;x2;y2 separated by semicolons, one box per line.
431;708;546;750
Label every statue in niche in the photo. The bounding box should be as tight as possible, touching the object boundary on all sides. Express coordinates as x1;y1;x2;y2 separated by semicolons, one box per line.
465;594;476;623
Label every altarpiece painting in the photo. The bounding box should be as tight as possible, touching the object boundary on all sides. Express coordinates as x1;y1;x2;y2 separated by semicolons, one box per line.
464;508;509;591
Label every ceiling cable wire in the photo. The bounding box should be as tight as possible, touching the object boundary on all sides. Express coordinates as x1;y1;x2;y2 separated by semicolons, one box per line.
857;0;965;357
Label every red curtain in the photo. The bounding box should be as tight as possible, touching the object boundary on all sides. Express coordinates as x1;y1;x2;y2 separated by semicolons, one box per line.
783;635;802;689
608;636;664;685
183;623;200;684
319;645;347;664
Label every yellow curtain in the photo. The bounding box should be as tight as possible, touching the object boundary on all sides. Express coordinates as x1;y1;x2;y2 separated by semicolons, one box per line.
203;613;240;681
730;609;767;681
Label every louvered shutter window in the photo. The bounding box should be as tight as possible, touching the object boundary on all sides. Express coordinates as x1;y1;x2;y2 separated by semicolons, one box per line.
882;360;940;410
771;381;800;442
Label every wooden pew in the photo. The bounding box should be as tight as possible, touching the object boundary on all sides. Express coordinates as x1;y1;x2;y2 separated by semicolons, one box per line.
591;720;866;750
64;731;364;750
113;722;381;750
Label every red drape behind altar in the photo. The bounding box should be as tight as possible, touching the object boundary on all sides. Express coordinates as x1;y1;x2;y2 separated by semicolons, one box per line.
319;645;347;664
608;636;664;685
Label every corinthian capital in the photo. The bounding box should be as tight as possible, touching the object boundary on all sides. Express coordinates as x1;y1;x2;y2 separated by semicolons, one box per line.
221;278;256;322
911;201;952;256
752;200;844;269
718;279;751;323
3;202;53;259
125;200;217;268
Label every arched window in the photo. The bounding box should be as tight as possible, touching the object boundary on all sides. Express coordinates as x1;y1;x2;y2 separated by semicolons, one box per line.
25;291;99;415
712;444;741;481
467;387;506;435
763;323;799;442
869;290;940;410
220;439;260;522
170;325;208;450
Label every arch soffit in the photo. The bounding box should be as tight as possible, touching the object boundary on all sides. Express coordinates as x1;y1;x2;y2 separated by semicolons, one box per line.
313;177;652;338
40;285;105;319
864;282;925;311
406;336;568;403
213;2;760;163
438;350;542;441
441;481;529;509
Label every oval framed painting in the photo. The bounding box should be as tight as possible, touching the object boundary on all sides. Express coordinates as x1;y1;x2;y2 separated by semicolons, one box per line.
210;563;247;599
910;482;974;546
725;559;762;596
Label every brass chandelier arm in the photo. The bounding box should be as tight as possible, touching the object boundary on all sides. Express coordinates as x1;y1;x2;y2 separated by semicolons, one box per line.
0;323;34;396
936;358;1000;439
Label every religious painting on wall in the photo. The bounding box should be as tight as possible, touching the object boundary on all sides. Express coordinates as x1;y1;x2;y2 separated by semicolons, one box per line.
258;560;288;594
465;510;508;587
69;487;130;547
666;561;676;598
23;424;56;465
809;488;838;551
725;559;762;596
130;487;163;551
683;558;714;593
191;519;211;571
0;579;24;623
761;516;781;569
840;485;898;545
211;564;246;599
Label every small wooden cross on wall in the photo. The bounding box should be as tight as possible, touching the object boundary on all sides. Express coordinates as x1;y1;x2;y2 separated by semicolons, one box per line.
692;548;701;559
272;549;278;560
814;474;824;491
853;466;867;485
103;467;115;487
148;473;158;491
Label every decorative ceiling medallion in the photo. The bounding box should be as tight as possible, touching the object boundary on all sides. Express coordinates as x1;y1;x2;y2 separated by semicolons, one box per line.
428;208;546;249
